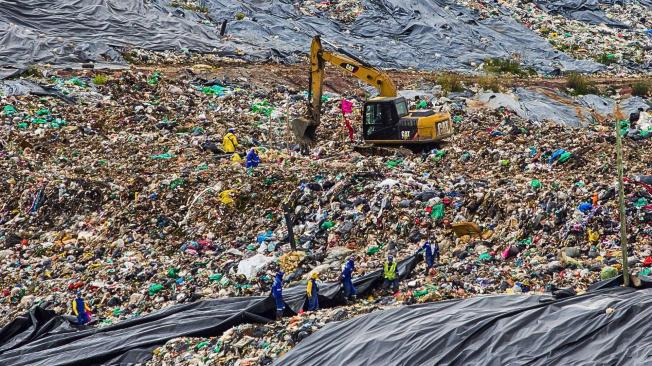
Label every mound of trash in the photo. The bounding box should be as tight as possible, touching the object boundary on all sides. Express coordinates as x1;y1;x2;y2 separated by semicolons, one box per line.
0;66;651;365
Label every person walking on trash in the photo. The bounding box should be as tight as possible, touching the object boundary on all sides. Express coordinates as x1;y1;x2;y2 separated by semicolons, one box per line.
307;272;320;311
416;239;434;276
271;271;285;320
72;290;92;325
341;256;356;302
222;128;239;153
382;255;399;293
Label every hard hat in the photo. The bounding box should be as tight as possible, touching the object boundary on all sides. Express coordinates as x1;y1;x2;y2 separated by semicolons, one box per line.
76;290;82;296
388;255;394;261
311;272;318;279
228;128;235;133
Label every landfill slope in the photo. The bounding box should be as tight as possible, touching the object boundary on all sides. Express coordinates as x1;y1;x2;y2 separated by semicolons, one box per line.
0;0;607;74
0;65;651;365
0;256;416;366
275;287;652;366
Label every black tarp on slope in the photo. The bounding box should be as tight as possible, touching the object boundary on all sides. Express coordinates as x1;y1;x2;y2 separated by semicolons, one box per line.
275;286;652;366
0;255;418;366
534;0;629;27
0;0;603;76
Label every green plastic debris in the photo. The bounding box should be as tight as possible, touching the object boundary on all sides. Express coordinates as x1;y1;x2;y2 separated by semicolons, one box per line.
113;308;121;316
246;244;257;251
575;181;585;187
17;122;28;129
202;85;226;96
50;118;67;128
452;115;463;123
618;120;629;137
214;340;223;353
640;268;651;276
433;150;447;161
366;246;380;255
558;151;572;163
499;159;510;166
431;203;445;220
413;289;429;297
518;237;532;246
67;77;86;87
479;252;492;262
251;100;273;117
147;71;161;85
150;152;174;159
219;277;230;286
167;267;179;279
195;341;210;351
634;198;648;208
600;266;618;280
2;105;16;116
416;100;428;109
386;160;402;168
195;163;208;171
148;283;164;296
169;178;185;190
31;117;47;125
321;221;335;230
530;179;542;189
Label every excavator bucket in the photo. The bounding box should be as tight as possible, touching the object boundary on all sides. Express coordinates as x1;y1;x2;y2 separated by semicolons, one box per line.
290;117;318;143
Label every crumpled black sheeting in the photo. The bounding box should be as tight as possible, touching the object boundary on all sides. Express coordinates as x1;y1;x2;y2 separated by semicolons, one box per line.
275;286;652;366
1;0;605;76
0;255;417;366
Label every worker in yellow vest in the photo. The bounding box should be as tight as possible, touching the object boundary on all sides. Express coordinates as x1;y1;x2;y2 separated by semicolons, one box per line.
382;255;399;293
222;128;239;153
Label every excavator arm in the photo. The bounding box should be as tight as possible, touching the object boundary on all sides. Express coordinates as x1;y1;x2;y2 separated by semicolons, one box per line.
293;35;397;142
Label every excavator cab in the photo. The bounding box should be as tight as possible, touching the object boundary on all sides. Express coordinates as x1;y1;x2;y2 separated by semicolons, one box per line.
362;97;407;141
363;97;452;144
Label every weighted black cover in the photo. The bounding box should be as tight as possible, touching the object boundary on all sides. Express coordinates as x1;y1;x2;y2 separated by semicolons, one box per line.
275;286;652;365
0;255;418;366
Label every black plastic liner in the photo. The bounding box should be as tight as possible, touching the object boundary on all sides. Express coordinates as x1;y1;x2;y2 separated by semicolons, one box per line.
0;0;610;77
275;286;652;365
0;255;417;366
534;0;628;27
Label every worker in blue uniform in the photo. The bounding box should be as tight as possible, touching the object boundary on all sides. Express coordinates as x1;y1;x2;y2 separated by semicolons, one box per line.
341;256;356;302
72;291;91;325
271;271;285;320
246;147;260;169
306;272;319;311
416;240;434;275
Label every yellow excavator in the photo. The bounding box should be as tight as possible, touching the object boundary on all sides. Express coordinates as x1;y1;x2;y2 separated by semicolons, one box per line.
292;36;453;147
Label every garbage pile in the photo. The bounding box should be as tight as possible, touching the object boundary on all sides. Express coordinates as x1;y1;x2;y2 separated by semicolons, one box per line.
296;0;364;23
506;0;652;73
457;0;652;73
146;302;383;366
1;68;651;365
